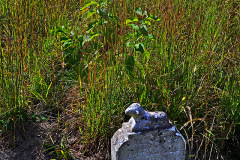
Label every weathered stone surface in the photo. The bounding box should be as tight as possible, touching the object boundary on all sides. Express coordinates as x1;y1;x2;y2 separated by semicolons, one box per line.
111;103;186;160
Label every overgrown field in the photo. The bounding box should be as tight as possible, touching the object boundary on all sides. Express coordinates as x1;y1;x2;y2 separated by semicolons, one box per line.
0;0;239;159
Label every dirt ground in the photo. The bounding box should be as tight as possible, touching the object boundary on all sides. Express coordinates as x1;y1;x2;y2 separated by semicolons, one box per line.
0;110;109;160
0;121;56;160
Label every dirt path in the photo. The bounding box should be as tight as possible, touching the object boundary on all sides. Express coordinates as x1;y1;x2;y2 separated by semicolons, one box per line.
0;111;109;160
0;120;57;160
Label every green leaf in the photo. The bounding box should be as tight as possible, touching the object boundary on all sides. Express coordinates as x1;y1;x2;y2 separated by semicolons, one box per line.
81;1;99;11
140;25;148;36
85;33;100;42
50;26;65;36
87;10;97;18
62;40;74;50
126;41;134;47
126;17;138;24
126;56;135;72
148;15;159;21
147;33;155;40
126;19;133;25
0;120;4;125
46;82;52;97
125;33;134;40
41;117;47;121
136;7;143;16
143;20;151;26
56;27;66;34
134;43;145;53
129;24;139;30
33;114;40;118
103;20;108;24
87;20;98;32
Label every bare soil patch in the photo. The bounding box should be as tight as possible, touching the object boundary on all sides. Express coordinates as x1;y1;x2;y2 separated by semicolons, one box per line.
0;110;110;160
0;120;56;160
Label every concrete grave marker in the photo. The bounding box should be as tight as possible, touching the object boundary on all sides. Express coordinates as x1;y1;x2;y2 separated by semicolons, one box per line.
111;103;186;160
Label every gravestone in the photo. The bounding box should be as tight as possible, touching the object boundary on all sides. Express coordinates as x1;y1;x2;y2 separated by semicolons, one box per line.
111;103;186;160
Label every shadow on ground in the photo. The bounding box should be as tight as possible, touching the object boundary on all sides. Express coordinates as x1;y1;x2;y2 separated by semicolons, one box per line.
0;120;57;160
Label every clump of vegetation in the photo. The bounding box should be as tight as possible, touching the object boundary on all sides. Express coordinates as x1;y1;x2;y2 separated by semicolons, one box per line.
0;0;239;159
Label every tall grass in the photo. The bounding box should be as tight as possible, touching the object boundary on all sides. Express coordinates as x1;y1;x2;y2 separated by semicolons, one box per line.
0;0;239;159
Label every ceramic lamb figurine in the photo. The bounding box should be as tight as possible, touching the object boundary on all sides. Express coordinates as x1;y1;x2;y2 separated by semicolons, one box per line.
125;103;173;132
